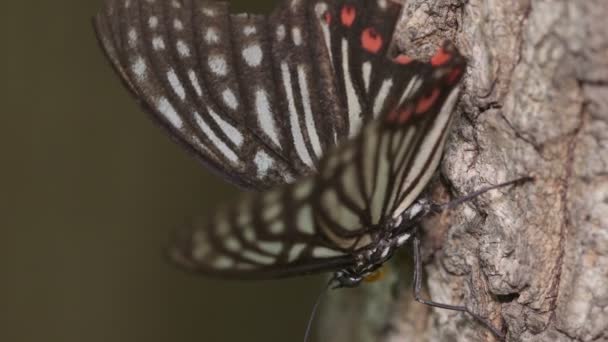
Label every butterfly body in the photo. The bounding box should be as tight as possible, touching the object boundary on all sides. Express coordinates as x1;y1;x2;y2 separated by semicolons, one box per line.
95;0;466;282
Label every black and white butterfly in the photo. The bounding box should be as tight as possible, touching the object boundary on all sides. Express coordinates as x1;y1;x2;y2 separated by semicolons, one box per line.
94;1;533;338
95;0;465;286
94;0;466;284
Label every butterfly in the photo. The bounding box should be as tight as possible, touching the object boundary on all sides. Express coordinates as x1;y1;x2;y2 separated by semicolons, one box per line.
95;0;471;294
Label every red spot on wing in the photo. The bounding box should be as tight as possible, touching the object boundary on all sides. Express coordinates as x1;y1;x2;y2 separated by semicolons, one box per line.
387;109;399;123
387;106;413;124
398;107;414;124
393;54;413;64
431;47;451;66
361;28;383;54
415;88;441;114
341;5;356;27
447;68;462;84
324;11;332;25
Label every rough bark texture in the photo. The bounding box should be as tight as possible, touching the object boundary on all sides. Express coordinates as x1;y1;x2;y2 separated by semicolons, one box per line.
320;1;608;341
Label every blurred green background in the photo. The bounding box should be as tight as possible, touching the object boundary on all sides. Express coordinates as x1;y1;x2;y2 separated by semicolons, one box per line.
0;1;325;341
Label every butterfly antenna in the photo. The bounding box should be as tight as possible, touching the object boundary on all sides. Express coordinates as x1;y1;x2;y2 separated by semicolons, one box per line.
303;277;336;342
440;176;534;211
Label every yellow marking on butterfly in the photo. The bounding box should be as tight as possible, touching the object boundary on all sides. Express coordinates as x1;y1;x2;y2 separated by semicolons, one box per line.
363;264;389;283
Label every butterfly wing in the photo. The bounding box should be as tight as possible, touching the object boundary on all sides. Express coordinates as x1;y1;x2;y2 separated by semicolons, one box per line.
169;43;467;278
94;0;407;190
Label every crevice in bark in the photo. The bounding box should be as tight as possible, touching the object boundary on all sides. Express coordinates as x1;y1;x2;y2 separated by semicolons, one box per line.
549;100;587;325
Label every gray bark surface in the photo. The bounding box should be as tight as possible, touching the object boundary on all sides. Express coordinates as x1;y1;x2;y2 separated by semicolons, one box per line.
320;1;608;341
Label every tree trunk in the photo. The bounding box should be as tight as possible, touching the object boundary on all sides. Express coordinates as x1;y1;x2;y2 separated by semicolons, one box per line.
319;1;608;341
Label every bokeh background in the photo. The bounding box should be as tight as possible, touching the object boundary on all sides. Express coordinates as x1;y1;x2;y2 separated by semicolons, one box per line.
0;1;326;341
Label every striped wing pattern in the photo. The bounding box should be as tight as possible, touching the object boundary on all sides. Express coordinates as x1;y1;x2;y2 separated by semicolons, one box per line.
95;0;467;278
94;0;407;190
171;44;466;278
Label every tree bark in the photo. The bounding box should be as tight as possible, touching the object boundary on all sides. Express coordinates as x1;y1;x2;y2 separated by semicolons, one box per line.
320;1;608;341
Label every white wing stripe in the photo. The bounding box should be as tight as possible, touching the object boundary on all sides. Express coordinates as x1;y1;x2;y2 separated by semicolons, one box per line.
291;27;303;46
205;27;219;44
362;61;372;92
127;27;137;48
194;111;239;163
242;250;275;265
258;241;283;255
167;69;186;100
152;36;165;50
242;44;263;67
398;77;421;106
312;246;345;258
281;62;314;168
373;78;393;117
322;23;333;64
287;243;307;262
221;88;239;110
254;150;274;178
156;97;183;129
255;89;281;146
342;39;362;137
207;106;243;147
176;40;191;57
315;3;333;69
297;65;323;158
208;54;228;76
131;56;147;80
187;70;203;97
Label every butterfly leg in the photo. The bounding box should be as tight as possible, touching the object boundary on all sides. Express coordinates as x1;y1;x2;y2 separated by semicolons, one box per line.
405;177;532;339
412;231;506;340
